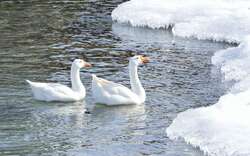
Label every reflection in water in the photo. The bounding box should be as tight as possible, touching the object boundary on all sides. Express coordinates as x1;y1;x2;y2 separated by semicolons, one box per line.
28;101;87;153
112;23;174;44
0;0;232;155
67;104;147;156
90;104;146;137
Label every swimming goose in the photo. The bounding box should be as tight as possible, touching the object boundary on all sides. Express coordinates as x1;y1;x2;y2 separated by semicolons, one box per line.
26;59;91;102
92;55;149;105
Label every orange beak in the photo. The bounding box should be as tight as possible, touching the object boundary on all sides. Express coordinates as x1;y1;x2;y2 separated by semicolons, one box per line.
140;56;150;64
83;62;92;68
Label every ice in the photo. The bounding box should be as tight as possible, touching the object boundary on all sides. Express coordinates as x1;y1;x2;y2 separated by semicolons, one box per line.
112;0;250;155
166;39;250;156
112;0;250;43
168;39;250;155
166;90;250;156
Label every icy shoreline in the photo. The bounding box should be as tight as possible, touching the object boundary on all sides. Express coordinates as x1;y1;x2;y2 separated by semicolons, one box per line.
112;0;250;155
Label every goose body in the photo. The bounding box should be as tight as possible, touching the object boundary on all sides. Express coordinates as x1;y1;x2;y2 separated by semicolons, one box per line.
92;55;149;105
27;59;91;102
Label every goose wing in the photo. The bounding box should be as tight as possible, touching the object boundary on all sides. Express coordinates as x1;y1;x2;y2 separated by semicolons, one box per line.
92;75;139;105
94;76;135;98
26;80;75;101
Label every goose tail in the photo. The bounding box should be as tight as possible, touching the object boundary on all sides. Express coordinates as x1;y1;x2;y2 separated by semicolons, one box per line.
92;74;98;81
26;80;32;85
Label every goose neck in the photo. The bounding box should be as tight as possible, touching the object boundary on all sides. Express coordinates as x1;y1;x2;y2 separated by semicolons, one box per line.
71;65;84;92
129;62;145;102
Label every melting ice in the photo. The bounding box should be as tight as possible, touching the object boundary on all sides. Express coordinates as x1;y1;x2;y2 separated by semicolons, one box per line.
112;0;250;155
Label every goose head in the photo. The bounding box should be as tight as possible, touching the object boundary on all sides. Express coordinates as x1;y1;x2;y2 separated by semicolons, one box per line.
72;59;92;69
129;55;149;66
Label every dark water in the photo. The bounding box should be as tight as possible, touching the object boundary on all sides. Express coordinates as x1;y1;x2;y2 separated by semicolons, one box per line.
0;0;232;155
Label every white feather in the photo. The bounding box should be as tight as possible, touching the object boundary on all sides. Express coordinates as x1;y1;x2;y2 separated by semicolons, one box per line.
92;75;140;105
91;56;147;105
26;59;89;102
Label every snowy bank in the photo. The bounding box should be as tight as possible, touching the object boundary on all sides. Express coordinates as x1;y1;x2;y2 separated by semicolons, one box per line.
112;0;250;156
167;37;250;156
112;0;250;43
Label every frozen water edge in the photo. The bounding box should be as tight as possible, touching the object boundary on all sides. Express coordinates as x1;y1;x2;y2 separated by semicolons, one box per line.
112;0;250;43
166;37;250;156
113;1;250;156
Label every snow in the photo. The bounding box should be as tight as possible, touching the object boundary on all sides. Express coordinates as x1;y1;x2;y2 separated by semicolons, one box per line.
167;38;250;155
112;1;250;156
112;0;250;43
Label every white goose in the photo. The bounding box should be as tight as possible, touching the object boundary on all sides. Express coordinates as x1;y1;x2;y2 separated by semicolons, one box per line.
26;59;91;102
92;55;149;105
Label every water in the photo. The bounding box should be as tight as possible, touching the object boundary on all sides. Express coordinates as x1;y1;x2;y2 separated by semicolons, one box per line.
0;1;233;155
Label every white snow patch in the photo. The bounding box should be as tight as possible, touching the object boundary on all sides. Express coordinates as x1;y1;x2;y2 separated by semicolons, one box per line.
112;0;250;43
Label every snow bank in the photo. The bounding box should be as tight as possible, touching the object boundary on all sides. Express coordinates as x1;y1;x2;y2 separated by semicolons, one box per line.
167;37;250;156
112;0;250;43
112;1;250;156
